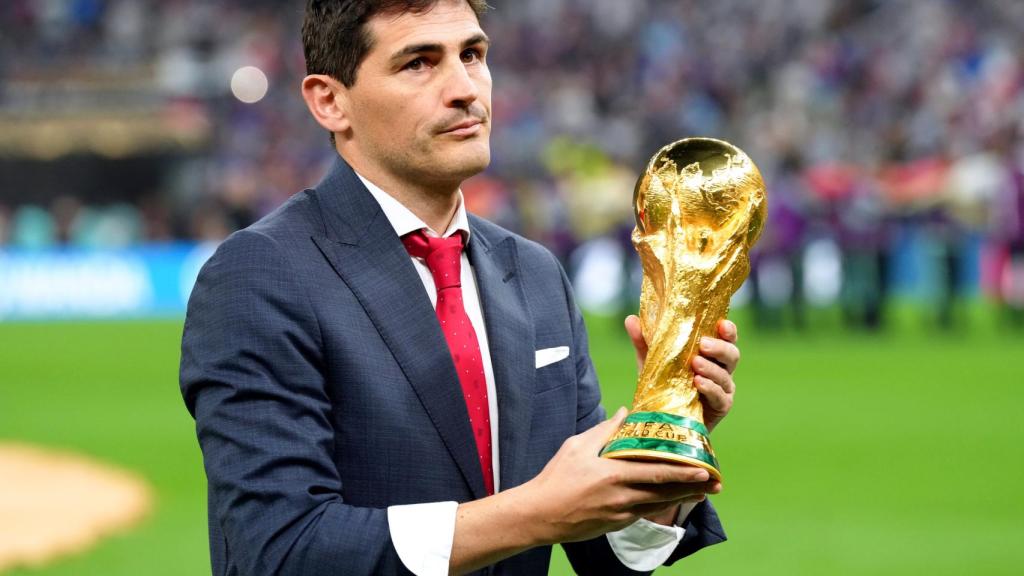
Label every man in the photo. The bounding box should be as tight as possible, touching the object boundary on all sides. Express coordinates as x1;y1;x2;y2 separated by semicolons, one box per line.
180;1;741;574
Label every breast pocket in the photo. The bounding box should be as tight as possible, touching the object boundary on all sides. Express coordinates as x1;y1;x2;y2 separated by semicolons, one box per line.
535;346;570;369
534;345;573;394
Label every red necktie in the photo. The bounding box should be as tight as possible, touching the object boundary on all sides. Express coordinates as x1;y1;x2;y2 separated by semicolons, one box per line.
402;230;494;495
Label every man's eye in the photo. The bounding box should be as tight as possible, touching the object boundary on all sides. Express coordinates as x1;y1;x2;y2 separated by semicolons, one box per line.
405;58;426;71
461;49;481;63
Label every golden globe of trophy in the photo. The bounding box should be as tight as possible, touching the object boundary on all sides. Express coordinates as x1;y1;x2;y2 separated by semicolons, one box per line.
600;137;767;481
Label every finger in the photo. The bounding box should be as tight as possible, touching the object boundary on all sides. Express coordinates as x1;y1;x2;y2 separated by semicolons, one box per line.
692;355;735;393
580;406;629;450
695;375;734;411
624;480;720;505
624;315;647;370
631;497;705;518
698;337;740;373
716;319;738;343
612;461;711;485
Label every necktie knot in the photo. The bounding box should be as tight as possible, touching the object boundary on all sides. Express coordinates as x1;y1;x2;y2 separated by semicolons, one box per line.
402;230;464;290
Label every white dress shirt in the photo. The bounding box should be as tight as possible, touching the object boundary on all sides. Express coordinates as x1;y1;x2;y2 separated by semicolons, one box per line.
357;174;693;574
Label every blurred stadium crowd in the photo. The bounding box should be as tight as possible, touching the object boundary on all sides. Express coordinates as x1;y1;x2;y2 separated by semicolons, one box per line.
1;0;1024;326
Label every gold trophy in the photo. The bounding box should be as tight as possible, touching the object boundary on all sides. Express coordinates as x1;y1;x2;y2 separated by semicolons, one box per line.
600;138;767;481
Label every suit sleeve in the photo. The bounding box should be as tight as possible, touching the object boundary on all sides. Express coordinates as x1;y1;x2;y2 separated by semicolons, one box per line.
551;256;728;575
179;230;408;576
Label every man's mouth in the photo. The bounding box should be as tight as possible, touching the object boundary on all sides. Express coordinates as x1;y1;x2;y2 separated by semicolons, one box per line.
441;118;484;137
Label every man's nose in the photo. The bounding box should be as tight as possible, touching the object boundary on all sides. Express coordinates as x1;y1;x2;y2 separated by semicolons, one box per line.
442;60;479;108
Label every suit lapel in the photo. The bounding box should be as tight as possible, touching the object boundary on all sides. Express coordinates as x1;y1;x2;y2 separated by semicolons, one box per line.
309;158;488;499
467;217;536;491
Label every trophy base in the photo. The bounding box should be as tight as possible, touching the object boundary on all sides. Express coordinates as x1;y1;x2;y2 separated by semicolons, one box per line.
600;411;722;481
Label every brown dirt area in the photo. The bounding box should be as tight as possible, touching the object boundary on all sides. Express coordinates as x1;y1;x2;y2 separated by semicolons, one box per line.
0;443;152;572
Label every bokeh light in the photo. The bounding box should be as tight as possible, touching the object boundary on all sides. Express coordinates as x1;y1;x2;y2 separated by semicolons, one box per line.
230;66;268;104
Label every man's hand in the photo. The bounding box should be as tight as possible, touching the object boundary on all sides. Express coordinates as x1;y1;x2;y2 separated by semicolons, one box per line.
624;316;740;434
692;319;740;433
517;407;720;545
449;409;720;573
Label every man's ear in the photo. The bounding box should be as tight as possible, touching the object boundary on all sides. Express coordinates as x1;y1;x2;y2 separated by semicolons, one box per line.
301;74;351;136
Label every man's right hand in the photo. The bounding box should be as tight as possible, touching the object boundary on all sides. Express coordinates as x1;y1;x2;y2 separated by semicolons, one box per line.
516;407;720;545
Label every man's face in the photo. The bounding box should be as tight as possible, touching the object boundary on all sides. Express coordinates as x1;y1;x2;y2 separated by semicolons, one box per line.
344;0;492;190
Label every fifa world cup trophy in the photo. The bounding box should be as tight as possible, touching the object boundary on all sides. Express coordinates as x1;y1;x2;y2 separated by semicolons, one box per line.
600;138;767;481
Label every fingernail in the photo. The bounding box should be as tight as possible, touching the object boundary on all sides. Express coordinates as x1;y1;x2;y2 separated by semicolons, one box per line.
700;337;712;350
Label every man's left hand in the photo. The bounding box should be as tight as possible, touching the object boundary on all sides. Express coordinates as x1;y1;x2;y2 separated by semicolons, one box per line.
691;319;739;434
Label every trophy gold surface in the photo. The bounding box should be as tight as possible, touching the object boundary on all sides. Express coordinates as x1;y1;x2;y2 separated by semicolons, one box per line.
600;138;767;481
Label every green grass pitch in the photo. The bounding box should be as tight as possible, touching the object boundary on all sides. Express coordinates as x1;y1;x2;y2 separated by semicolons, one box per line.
1;310;1022;575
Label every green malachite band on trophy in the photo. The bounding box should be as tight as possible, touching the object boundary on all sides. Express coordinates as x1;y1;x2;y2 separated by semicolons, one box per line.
600;437;720;471
624;411;710;437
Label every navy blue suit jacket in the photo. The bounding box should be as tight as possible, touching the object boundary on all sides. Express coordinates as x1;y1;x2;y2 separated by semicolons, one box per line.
180;157;726;575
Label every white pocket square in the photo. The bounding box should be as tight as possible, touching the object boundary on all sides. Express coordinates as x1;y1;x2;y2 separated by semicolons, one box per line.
535;346;570;369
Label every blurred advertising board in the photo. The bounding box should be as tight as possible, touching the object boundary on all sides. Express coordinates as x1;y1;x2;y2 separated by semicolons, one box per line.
0;243;217;321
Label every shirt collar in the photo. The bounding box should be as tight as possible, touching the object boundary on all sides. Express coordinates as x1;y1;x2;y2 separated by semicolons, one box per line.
356;173;471;240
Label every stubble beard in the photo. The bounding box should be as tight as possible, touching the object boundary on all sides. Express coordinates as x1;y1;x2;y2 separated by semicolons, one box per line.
383;132;491;195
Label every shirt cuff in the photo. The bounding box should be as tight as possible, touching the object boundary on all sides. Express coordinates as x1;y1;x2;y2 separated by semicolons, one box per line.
675;501;699;526
605;501;699;571
387;501;459;576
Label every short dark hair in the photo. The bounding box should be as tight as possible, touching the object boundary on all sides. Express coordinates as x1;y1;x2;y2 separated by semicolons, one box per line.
303;0;490;88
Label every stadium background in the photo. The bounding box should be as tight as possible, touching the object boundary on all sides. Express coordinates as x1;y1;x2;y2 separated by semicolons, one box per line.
1;0;1023;574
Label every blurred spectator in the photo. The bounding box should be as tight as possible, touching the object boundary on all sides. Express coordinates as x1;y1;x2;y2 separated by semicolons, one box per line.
51;195;83;245
994;145;1024;326
749;151;811;330
10;206;56;249
138;193;174;243
0;204;10;245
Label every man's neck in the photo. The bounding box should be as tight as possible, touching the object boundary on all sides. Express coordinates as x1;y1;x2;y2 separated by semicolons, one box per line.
389;185;461;235
341;153;461;234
